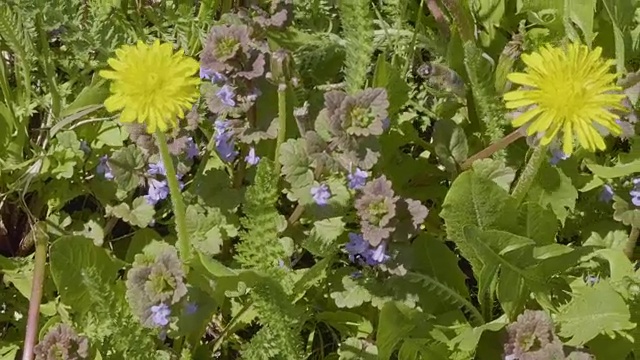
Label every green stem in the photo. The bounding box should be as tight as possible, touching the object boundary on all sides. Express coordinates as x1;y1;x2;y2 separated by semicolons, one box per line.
275;86;287;174
156;130;191;262
511;145;547;206
624;227;639;260
439;0;476;43
22;227;48;360
211;302;253;353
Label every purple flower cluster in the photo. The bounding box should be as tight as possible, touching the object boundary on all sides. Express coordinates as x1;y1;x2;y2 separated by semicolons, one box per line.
216;85;236;107
185;137;199;160
97;155;114;180
311;183;331;205
214;119;238;162
144;161;184;206
344;233;389;266
200;67;226;83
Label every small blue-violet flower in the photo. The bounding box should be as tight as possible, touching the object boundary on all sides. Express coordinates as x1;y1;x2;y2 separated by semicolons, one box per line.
311;183;331;206
631;178;640;206
185;137;199;160
147;161;166;176
150;303;171;327
599;184;614;203
367;242;390;265
549;148;568;165
200;67;226;83
216;85;236;107
245;147;260;166
184;302;198;315
145;178;170;205
347;168;368;190
214;119;238;162
345;233;369;262
97;155;114;180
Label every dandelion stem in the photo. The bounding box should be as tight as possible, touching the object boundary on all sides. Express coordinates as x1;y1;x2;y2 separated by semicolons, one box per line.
624;226;639;260
460;129;523;170
22;227;48;360
511;145;547;206
275;85;288;174
156;130;191;262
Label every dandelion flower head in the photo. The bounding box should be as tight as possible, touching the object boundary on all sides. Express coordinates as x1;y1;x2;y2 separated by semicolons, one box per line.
504;42;626;156
100;40;201;133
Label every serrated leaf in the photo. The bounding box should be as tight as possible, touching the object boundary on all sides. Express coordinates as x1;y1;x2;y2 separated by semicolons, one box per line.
50;236;125;314
557;280;635;345
527;162;578;224
338;337;378;359
517;202;557;245
106;197;155;227
585;159;640;179
303;217;345;257
584;230;628;251
471;158;515;192
449;317;507;355
377;301;426;360
316;311;373;338
330;275;372;308
185;205;227;256
613;196;640;227
108;145;145;193
279;138;314;189
432;119;468;174
440;171;519;274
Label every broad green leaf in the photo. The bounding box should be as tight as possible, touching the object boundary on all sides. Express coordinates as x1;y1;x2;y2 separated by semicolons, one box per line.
125;228;163;263
292;257;333;302
372;55;410;117
279;138;314;190
585;159;640;179
189;168;241;212
601;0;637;73
613;196;640;227
527;162;578;224
108;145;145;193
398;340;449;360
316;311;373;338
60;80;108;117
517;202;557;245
377;301;431;360
338;337;378;359
50;236;125;314
303;217;345;257
463;226;554;317
106;197;155;228
449;316;507;355
566;0;596;45
0;344;19;360
471;158;515;192
557;280;635;345
584;230;627;252
440;171;519;274
432;119;468;174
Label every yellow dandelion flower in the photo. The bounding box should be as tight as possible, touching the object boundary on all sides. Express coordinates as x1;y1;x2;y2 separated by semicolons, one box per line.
100;40;201;133
504;42;626;156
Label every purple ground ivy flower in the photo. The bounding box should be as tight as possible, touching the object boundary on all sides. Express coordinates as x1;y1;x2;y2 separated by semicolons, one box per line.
200;67;226;83
347;168;368;190
150;303;171;327
97;155;114;180
185;137;199;160
367;242;390;265
214;119;238;162
216;85;236;107
549;148;568;165
245;147;260;166
599;184;614;203
185;302;198;315
147;161;166;176
145;178;170;205
631;178;640;206
345;233;369;262
311;183;331;206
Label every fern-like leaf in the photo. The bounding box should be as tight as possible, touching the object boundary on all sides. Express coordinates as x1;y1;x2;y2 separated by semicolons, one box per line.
338;0;374;93
405;271;484;326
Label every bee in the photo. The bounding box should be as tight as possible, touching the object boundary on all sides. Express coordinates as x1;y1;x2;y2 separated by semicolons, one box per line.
416;62;467;98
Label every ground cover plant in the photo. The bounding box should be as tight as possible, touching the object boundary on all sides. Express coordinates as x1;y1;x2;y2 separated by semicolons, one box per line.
3;0;640;359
